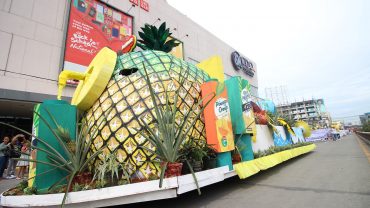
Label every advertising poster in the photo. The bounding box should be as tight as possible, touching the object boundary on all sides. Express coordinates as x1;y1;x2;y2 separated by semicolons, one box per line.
240;83;255;134
64;0;133;83
201;81;235;153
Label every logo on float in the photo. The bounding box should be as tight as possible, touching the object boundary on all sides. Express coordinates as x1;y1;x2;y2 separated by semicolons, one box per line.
214;98;230;118
231;51;255;77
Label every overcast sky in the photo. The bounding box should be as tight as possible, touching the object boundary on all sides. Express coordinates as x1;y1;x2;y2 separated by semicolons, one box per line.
167;0;370;124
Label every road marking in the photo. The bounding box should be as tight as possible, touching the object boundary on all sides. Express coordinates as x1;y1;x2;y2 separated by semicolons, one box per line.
355;135;370;163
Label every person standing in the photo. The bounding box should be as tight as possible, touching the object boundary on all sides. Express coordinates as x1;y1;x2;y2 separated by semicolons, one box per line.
6;134;23;179
0;136;10;179
16;140;30;180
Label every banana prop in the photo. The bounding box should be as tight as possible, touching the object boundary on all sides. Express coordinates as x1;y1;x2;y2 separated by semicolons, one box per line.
277;118;295;136
295;120;312;138
265;113;279;136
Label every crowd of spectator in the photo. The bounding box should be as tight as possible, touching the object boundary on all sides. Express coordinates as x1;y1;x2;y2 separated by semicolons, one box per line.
0;134;30;180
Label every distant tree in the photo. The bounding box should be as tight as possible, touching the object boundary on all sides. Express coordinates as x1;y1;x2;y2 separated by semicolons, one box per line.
362;121;370;132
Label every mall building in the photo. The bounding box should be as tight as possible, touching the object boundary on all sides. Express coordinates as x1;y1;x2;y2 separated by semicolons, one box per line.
0;0;258;135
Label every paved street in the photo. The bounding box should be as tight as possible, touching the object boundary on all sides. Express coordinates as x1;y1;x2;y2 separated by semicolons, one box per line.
1;134;369;208
119;134;370;208
0;178;18;194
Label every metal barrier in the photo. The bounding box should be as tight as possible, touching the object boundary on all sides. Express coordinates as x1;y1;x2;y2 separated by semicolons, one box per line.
356;131;370;145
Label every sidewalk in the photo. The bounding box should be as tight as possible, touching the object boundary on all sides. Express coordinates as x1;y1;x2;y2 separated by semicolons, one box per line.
0;178;19;194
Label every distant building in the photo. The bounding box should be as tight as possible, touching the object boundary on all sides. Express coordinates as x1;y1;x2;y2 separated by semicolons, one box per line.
276;98;331;128
360;112;370;125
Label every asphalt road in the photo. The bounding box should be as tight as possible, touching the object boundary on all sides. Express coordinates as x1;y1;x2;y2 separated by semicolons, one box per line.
1;134;369;208
117;134;370;208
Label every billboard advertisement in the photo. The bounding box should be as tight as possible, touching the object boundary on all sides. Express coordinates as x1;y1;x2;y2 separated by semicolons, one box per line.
64;0;133;83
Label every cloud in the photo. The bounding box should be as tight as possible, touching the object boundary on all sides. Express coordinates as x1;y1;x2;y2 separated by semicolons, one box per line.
167;0;370;122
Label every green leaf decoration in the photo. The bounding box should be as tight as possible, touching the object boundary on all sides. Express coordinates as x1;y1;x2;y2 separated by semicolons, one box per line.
137;22;180;53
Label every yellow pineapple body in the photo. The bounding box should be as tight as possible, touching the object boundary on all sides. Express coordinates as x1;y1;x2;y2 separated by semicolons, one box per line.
84;50;210;178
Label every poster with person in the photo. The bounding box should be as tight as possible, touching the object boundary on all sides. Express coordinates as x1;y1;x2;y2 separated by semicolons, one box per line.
64;0;133;84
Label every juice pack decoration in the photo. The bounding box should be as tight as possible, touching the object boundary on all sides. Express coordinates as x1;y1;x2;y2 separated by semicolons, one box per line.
29;100;77;190
241;87;255;134
201;80;234;152
225;77;256;161
225;77;256;135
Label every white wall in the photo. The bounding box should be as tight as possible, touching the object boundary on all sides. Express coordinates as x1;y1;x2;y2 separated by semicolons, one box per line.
291;127;305;143
252;124;275;152
0;0;75;98
103;0;258;87
0;0;258;101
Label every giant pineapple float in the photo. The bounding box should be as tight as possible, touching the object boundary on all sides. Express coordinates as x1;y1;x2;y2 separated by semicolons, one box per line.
56;23;241;181
85;50;209;178
58;33;211;179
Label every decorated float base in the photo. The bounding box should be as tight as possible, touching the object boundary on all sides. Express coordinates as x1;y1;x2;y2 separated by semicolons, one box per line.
234;144;316;179
1;145;315;208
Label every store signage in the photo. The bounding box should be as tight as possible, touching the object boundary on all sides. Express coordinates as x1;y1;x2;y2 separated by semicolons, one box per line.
64;0;133;83
231;51;255;77
129;0;149;12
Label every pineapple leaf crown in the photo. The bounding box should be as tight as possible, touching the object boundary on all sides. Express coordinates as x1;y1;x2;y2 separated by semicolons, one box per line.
137;22;180;53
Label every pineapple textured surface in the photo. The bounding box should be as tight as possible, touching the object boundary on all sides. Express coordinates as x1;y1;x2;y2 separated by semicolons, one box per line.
84;50;210;178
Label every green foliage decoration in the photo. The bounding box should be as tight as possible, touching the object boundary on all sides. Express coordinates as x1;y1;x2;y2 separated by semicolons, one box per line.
253;142;313;159
180;138;208;162
362;121;370;132
92;151;131;187
137;63;217;195
137;22;180;52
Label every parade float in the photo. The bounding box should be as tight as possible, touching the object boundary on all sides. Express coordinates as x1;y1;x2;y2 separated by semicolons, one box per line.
0;22;315;208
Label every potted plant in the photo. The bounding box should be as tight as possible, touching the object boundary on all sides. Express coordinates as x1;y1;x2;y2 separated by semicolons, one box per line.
180;138;208;173
92;150;131;188
232;149;242;164
202;144;217;170
137;63;217;195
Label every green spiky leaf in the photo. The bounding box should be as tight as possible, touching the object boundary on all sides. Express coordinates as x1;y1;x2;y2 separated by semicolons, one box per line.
137;22;179;53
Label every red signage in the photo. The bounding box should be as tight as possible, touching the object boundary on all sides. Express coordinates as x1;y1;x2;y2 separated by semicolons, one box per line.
129;0;149;12
129;0;138;5
64;0;133;74
140;0;149;11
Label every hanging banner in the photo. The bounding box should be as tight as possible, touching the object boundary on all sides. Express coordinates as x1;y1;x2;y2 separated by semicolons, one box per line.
64;0;133;84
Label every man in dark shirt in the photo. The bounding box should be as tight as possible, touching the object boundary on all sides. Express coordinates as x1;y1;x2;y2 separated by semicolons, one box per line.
0;136;10;179
6;134;23;179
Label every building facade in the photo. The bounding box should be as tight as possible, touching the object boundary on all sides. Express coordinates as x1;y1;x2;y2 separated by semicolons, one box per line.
360;112;370;125
0;0;258;129
276;98;331;128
